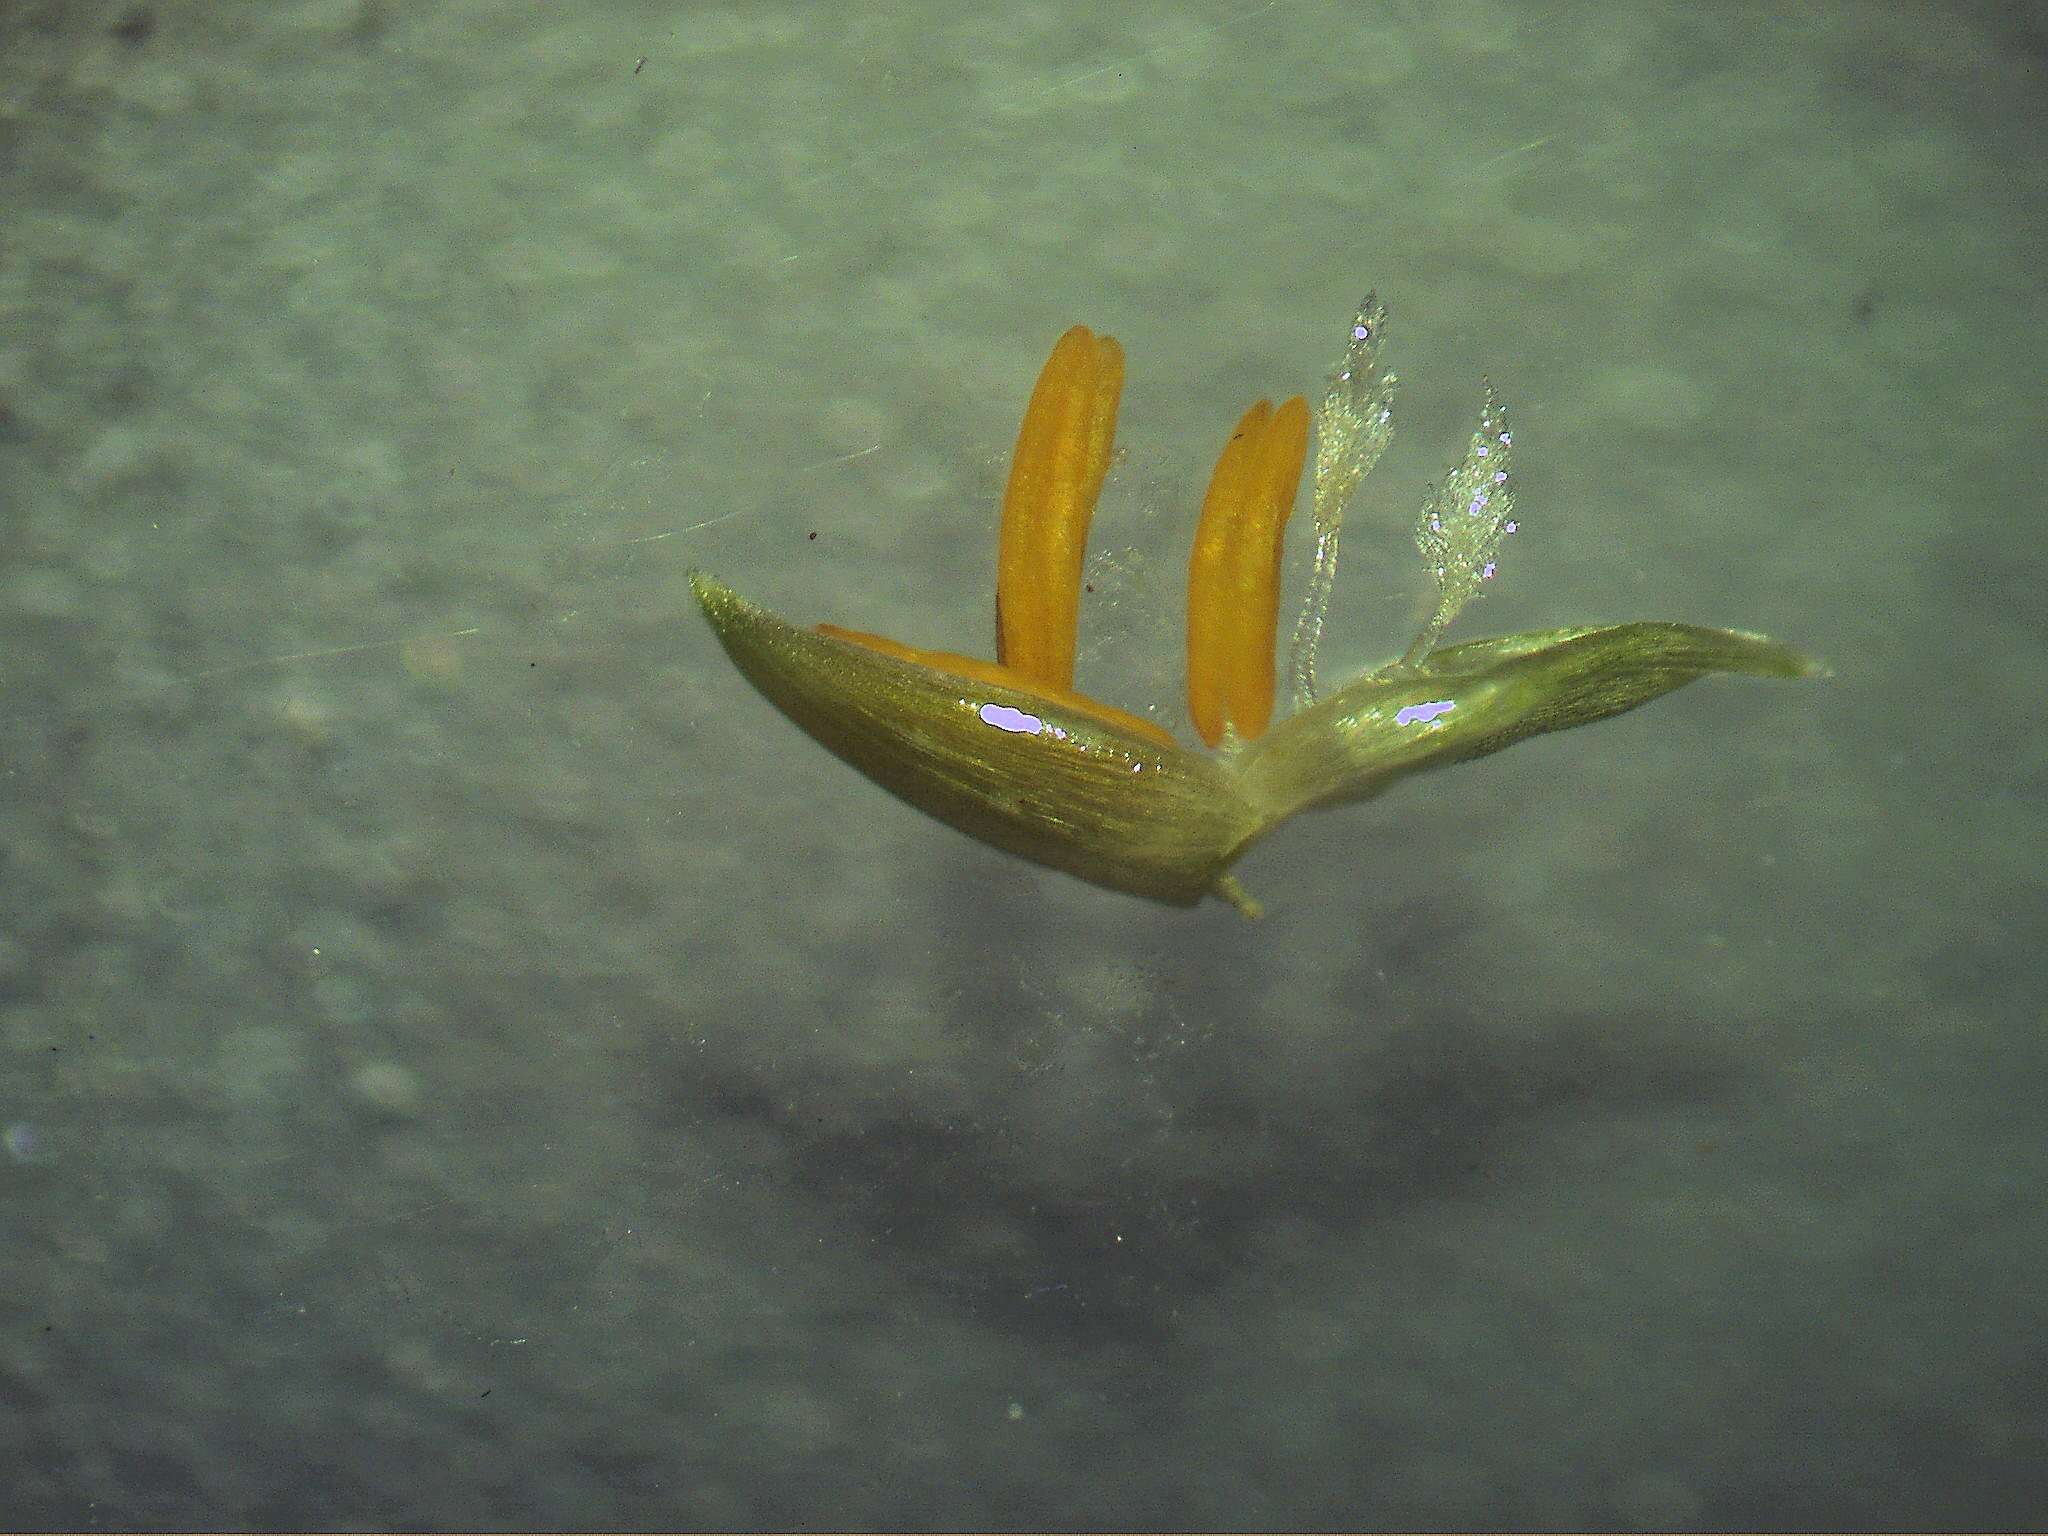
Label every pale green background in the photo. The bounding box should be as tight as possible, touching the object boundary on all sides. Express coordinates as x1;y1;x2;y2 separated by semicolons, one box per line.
3;0;2042;1526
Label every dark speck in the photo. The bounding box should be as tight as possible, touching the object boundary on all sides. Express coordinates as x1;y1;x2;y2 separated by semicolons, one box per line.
110;8;156;46
1850;288;1882;326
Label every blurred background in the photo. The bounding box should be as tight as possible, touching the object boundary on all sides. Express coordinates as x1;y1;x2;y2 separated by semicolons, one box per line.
2;0;2043;1525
